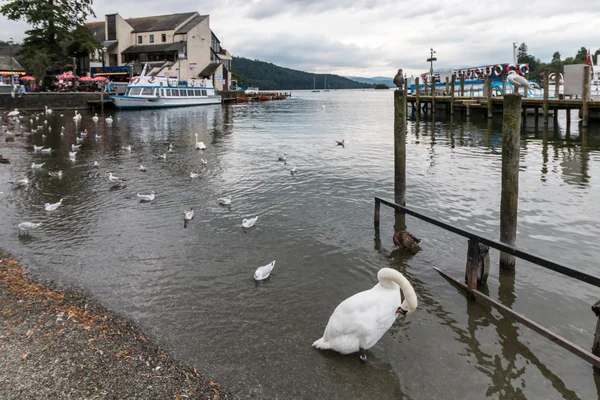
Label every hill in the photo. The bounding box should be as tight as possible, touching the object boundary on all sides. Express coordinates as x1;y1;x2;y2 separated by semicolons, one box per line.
346;76;395;88
232;57;374;90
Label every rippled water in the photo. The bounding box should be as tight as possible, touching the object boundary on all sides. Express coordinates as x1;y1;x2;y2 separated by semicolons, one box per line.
2;91;600;399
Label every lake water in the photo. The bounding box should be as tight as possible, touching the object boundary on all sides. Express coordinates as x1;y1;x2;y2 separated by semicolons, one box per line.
1;90;600;399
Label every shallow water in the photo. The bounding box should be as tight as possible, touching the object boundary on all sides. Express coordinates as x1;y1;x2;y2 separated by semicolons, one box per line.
1;91;600;399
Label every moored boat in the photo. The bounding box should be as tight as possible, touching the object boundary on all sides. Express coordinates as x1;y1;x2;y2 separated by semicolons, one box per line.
110;76;221;109
236;96;251;103
258;95;273;102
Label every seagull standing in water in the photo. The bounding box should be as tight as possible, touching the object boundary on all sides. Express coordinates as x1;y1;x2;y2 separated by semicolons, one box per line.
18;222;41;236
507;70;532;95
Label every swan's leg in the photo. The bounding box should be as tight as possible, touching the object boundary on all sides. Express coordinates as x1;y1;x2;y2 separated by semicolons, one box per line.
359;348;367;362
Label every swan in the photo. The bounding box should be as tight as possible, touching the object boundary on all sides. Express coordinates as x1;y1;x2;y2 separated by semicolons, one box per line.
242;216;258;229
18;222;41;235
9;178;28;187
254;260;275;281
190;172;200;179
73;111;81;121
92;113;99;123
139;164;146;172
71;144;81;151
48;170;62;178
507;70;532;95
44;199;63;211
8;109;19;117
45;105;52;115
183;207;194;220
93;161;99;168
31;162;45;169
194;133;206;150
393;231;422;255
217;196;232;205
313;267;418;362
33;145;44;151
105;116;113;124
137;191;155;202
40;147;52;154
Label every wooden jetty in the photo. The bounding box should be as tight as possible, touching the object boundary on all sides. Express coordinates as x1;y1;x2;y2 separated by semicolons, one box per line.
220;90;291;104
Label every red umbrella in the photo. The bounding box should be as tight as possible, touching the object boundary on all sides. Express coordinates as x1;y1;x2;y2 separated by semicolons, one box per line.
79;76;93;81
93;76;108;81
20;76;36;81
59;73;76;80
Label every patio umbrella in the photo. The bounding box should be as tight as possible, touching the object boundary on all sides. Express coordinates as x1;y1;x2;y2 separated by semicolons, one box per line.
79;76;93;82
20;76;36;81
93;76;108;81
59;73;76;80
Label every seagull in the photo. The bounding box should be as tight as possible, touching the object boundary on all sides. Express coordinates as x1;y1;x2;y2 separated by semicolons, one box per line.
507;70;532;95
254;260;276;281
92;113;99;123
335;140;345;147
10;178;29;187
80;129;88;137
158;153;167;160
31;162;45;169
123;145;132;152
290;166;297;175
33;145;44;151
44;199;63;211
183;207;194;220
105;116;113;124
8;109;19;117
190;172;200;179
278;154;287;162
139;164;146;172
95;134;102;140
168;143;174;152
18;222;41;236
72;144;81;151
200;158;207;165
393;68;405;89
108;172;123;183
137;191;155;202
48;170;63;178
93;161;99;168
69;151;77;160
40;147;52;154
242;216;258;229
217;196;232;205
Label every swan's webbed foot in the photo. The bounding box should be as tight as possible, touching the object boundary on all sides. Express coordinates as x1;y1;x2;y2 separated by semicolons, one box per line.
359;348;367;362
396;307;407;315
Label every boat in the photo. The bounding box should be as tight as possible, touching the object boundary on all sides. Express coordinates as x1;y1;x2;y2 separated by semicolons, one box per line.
245;87;259;95
311;76;320;92
324;76;330;92
258;95;273;102
110;76;221;109
236;96;251;103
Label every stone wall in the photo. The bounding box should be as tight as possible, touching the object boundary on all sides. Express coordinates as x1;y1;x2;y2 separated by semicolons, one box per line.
0;92;107;111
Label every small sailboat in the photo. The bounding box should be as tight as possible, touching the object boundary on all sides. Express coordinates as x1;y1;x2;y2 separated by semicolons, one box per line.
312;75;320;93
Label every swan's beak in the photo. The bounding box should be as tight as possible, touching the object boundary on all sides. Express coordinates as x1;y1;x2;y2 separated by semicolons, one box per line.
396;307;407;315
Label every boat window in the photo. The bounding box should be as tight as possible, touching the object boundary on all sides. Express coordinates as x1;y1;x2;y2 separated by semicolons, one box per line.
166;89;172;96
172;89;180;96
202;90;207;96
194;89;200;96
142;88;154;95
186;89;193;96
160;89;165;97
129;88;142;96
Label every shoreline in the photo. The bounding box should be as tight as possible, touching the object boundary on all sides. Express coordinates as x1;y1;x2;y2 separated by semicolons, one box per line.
0;250;232;399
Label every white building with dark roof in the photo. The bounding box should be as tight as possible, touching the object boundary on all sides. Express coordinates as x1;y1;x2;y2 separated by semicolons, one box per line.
86;11;232;91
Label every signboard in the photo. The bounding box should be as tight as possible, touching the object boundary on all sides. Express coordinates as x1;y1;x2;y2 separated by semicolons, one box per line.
92;66;131;75
178;53;186;60
564;64;585;97
189;62;197;69
215;74;222;80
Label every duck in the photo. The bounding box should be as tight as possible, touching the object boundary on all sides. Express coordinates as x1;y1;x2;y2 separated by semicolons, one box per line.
392;231;422;255
194;133;206;150
217;196;232;205
242;216;258;229
313;268;418;362
183;207;194;220
190;172;200;179
92;113;99;123
105;115;113;124
44;199;63;211
18;222;41;236
335;140;345;147
254;260;275;281
137;191;155;202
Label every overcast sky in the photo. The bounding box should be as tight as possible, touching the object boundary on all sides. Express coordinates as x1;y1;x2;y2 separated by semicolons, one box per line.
1;0;598;78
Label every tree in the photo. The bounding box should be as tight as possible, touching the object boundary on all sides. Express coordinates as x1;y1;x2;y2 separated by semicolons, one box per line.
1;0;97;73
19;48;54;82
517;43;529;64
552;52;561;63
575;47;588;63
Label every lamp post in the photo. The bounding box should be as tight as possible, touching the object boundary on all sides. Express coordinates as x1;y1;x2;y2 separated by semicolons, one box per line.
101;47;107;68
8;38;14;85
426;48;437;94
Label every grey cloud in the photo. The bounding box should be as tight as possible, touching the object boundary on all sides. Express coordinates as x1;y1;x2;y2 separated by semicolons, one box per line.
245;0;394;20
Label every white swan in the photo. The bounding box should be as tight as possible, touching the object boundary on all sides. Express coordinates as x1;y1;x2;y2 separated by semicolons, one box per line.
194;133;206;150
8;109;19;117
92;113;99;123
33;145;44;151
183;207;194;220
139;164;146;172
40;147;52;154
242;216;258;229
73;111;82;121
190;172;200;179
105;116;113;124
254;260;275;281
312;267;418;361
44;198;63;211
137;191;155;202
217;196;232;205
18;222;41;235
31;162;45;169
45;105;52;115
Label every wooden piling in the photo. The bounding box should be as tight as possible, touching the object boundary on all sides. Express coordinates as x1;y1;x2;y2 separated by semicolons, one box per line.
592;301;600;364
374;198;381;227
445;77;449;96
450;75;456;116
486;77;493;119
431;77;436;114
460;75;465;97
502;74;507;96
566;109;571;126
415;77;420;117
465;240;491;296
554;73;561;100
101;92;104;113
394;90;407;206
543;73;549;125
500;94;522;269
583;65;591;127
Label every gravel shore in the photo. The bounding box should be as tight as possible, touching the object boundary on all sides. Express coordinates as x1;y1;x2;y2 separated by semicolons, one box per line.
0;251;233;400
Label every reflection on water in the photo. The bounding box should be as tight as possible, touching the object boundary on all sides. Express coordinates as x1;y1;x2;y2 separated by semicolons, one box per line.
1;90;600;399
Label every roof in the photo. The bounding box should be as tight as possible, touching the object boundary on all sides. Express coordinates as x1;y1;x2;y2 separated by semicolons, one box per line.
0;55;25;72
175;14;207;34
87;21;105;42
102;40;118;51
122;42;186;54
197;63;220;78
0;45;22;58
126;12;197;33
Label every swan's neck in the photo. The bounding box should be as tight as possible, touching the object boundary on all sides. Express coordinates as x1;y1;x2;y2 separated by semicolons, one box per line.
377;268;418;313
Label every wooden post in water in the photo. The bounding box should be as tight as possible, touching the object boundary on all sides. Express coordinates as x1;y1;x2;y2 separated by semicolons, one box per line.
450;75;456;116
101;92;104;113
502;73;507;96
554;73;561;100
583;65;591;128
592;301;600;365
415;77;420;117
486;77;493;119
394;89;407;206
445;77;449;96
460;75;465;97
543;73;549;125
465;240;491;295
431;77;436;114
483;75;488;98
499;94;522;269
374;198;381;227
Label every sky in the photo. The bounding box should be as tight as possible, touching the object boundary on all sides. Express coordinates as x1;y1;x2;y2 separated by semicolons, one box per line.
0;0;598;78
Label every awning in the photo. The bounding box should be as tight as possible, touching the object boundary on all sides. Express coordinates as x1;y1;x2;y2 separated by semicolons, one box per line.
94;72;129;76
122;42;186;55
197;63;220;78
0;71;26;76
102;40;118;51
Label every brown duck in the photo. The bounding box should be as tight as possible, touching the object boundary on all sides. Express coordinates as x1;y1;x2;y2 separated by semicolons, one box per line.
393;231;422;254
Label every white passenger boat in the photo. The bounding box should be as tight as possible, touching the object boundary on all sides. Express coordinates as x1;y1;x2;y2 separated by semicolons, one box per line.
110;76;221;109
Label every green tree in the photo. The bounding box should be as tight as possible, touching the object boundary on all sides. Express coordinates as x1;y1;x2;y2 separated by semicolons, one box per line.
517;43;529;63
19;48;55;82
574;47;588;63
1;0;97;72
551;52;561;63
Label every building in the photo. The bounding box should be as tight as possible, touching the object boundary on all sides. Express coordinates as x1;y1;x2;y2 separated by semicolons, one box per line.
85;11;232;90
0;45;26;86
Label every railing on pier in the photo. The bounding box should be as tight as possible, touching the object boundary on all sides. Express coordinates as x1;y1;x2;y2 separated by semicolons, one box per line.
374;196;600;368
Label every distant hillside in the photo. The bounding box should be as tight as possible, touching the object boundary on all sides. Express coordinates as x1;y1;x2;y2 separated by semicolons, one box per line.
346;76;395;88
232;57;374;90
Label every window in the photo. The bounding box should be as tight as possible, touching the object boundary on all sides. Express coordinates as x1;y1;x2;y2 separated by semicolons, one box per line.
142;88;154;95
160;89;165;97
149;34;154;43
172;89;180;96
161;34;166;42
202;90;207;96
187;89;194;96
194;89;201;96
137;35;142;44
166;89;172;96
129;88;142;96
